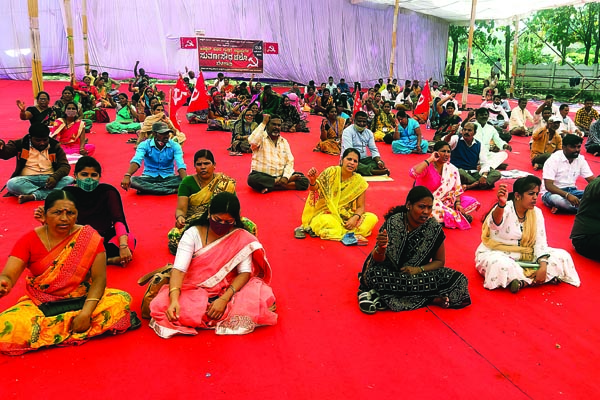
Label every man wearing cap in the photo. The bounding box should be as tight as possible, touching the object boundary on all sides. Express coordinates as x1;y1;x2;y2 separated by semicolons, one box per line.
530;115;563;170
0;123;73;203
121;122;186;195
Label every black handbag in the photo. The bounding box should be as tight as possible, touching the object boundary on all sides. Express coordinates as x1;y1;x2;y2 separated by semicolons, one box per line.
38;297;86;317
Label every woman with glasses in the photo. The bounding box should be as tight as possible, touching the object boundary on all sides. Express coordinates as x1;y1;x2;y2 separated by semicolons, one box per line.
150;192;277;338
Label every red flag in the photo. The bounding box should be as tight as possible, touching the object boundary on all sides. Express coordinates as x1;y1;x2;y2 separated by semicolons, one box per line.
168;76;190;131
413;80;432;118
188;70;210;113
352;87;362;117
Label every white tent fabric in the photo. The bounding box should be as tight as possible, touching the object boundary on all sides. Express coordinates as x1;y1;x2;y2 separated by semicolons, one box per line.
0;0;449;85
352;0;595;23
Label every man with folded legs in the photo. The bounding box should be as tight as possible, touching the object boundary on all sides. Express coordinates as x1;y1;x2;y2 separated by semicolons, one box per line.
0;123;73;203
541;134;594;214
121;122;187;195
247;114;308;193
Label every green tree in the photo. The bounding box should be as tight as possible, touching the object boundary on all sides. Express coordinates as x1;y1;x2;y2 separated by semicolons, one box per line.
529;7;576;65
448;26;467;75
571;3;599;65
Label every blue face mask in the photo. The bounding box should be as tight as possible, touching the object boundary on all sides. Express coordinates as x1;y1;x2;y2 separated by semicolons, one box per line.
76;177;99;192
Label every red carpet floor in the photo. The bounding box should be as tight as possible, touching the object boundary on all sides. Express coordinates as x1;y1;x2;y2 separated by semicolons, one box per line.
0;80;599;399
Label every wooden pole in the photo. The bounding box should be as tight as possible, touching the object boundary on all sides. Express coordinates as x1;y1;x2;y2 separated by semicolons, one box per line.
82;0;90;76
64;0;75;85
461;0;477;109
509;16;519;98
388;0;401;81
28;0;43;97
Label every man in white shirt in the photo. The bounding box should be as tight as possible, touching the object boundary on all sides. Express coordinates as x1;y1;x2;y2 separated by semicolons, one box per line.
247;114;308;193
325;76;338;97
481;95;509;129
558;104;582;137
213;72;225;91
380;84;395;102
468;108;512;170
509;98;534;136
541;134;595;213
394;91;413;111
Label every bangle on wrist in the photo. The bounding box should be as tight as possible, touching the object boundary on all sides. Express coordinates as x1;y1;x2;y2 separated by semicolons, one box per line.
85;297;100;303
309;182;316;187
419;266;425;272
228;285;237;295
563;192;569;199
124;173;131;177
169;287;181;294
497;202;506;208
119;244;128;249
424;159;430;166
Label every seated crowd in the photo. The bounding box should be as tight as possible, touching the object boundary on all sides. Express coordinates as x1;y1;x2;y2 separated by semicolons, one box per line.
1;68;599;355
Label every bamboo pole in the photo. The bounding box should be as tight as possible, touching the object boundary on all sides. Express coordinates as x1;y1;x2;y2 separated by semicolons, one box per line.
28;0;43;97
82;0;90;76
64;0;75;85
388;0;401;81
509;16;519;98
461;0;477;109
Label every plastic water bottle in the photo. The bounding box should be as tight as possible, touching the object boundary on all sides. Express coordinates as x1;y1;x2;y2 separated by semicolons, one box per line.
426;119;431;129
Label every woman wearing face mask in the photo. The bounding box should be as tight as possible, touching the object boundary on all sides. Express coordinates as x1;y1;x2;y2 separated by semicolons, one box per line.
150;192;277;338
17;91;57;126
297;148;378;240
35;157;136;266
409;141;480;230
50;101;95;157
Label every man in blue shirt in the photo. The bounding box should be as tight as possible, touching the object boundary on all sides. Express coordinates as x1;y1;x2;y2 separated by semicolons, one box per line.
121;122;187;195
341;111;389;176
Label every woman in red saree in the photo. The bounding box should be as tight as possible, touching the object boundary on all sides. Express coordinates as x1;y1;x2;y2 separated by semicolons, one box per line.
0;190;139;355
150;192;277;338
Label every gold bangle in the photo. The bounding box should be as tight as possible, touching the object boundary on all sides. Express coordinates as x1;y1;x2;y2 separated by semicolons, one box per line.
228;285;237;295
419;266;425;273
169;287;181;294
85;297;101;303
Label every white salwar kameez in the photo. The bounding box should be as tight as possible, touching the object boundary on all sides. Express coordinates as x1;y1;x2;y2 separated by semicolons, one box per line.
475;201;580;290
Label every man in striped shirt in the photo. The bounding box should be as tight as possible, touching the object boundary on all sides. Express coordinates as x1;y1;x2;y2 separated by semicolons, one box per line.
247;114;309;193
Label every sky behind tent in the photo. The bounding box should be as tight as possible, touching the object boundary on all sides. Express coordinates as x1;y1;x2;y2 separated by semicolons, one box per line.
352;0;596;23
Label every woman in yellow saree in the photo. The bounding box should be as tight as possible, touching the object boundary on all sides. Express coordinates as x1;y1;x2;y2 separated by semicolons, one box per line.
299;148;378;240
0;190;139;355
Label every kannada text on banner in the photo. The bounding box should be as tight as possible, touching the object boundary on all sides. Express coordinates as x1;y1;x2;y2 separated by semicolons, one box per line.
197;38;263;73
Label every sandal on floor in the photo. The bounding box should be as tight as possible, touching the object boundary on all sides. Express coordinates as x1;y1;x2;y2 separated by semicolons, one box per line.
126;138;137;144
509;279;524;294
463;213;473;223
358;290;379;314
305;228;318;238
294;227;306;239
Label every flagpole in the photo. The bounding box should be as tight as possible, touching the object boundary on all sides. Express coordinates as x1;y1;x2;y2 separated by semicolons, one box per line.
82;0;90;76
388;0;401;81
461;0;478;110
64;0;75;85
509;15;519;98
28;0;44;97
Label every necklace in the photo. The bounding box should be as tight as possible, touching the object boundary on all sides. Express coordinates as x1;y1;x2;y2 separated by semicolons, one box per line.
514;205;527;221
45;224;73;250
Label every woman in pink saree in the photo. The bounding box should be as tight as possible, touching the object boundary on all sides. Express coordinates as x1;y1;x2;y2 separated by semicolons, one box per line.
150;192;276;338
409;141;480;230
